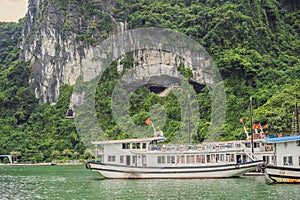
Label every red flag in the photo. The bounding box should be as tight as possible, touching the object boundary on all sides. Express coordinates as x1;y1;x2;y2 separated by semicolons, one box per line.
239;118;243;123
145;118;151;125
264;123;269;129
253;124;261;129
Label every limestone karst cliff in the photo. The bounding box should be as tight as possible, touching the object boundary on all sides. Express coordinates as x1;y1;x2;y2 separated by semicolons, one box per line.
20;0;119;104
20;0;212;104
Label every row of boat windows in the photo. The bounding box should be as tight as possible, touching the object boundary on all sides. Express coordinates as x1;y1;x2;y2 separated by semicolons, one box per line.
108;155;139;164
119;141;289;151
245;142;261;148
119;141;300;151
122;143;147;149
157;154;236;164
106;154;237;164
283;156;300;166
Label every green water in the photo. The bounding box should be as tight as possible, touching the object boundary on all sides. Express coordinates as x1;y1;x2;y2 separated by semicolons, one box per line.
0;165;299;200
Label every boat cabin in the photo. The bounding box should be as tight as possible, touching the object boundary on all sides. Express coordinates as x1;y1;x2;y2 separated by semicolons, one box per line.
266;135;300;167
92;137;262;168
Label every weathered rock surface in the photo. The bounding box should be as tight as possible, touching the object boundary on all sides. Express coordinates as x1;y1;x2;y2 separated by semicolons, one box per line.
20;0;213;104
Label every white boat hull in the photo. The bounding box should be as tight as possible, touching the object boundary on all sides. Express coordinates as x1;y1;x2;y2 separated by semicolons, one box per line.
265;165;300;183
87;161;262;179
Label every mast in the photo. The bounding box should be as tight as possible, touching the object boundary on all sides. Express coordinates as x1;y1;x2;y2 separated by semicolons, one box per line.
295;97;299;135
250;97;254;153
188;94;191;144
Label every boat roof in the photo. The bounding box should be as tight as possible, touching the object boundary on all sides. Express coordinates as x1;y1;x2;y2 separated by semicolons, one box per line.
92;137;166;145
265;135;300;143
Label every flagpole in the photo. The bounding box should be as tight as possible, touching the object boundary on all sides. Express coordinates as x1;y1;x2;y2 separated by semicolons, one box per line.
145;118;156;135
151;121;156;134
250;97;254;154
295;97;299;135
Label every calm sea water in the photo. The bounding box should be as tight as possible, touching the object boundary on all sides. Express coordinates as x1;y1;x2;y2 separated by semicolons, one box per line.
0;165;299;200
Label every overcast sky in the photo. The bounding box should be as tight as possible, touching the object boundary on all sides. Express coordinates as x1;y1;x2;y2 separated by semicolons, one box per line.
0;0;28;22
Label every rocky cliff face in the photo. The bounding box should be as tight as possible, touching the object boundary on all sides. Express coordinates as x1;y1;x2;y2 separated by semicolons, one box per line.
20;0;212;104
20;0;119;104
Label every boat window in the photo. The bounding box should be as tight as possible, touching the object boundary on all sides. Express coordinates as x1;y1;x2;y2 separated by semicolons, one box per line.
230;154;235;162
167;156;175;164
245;143;251;148
176;156;180;164
120;155;124;164
227;143;233;148
186;155;195;164
157;156;166;164
132;156;137;166
235;143;241;148
196;155;200;163
284;156;293;166
157;156;162;164
196;155;204;163
142;143;147;149
254;142;260;148
225;154;230;162
272;155;276;164
176;155;185;164
186;155;191;163
122;143;130;149
211;154;215;163
263;156;269;164
142;155;147;166
162;156;166;164
297;141;300;147
108;155;116;162
191;155;195;163
180;155;185;163
220;154;224;162
206;155;210;163
132;143;137;149
199;155;205;163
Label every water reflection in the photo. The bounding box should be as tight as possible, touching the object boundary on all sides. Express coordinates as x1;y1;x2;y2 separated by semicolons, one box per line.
1;166;299;200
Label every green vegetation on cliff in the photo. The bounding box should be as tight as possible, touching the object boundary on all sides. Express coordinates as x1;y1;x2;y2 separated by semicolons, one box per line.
0;0;300;162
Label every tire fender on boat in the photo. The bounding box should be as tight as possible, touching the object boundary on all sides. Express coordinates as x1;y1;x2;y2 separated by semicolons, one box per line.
258;163;266;170
86;162;91;169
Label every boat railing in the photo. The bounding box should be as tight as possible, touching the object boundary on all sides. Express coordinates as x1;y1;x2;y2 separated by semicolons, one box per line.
148;142;250;153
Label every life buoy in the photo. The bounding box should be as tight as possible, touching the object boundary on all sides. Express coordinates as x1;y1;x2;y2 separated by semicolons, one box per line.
197;144;202;151
265;145;272;151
